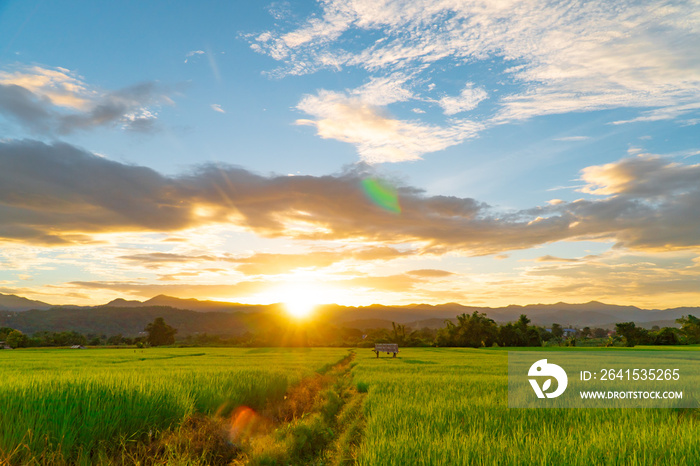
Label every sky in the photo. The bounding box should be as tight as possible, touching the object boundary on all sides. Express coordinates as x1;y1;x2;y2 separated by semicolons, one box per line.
0;0;699;309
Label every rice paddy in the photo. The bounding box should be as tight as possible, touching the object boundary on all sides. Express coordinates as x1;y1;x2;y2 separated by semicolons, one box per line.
352;347;700;466
0;347;349;464
1;346;699;465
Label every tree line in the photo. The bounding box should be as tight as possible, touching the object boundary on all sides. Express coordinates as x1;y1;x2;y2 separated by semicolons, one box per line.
0;317;177;349
1;313;698;348
613;316;700;347
369;312;700;348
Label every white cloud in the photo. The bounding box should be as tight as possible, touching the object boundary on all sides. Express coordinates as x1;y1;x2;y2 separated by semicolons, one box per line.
210;104;226;113
253;0;700;141
0;65;94;110
352;74;413;106
611;102;700;125
438;83;488;115
296;90;482;163
184;50;205;63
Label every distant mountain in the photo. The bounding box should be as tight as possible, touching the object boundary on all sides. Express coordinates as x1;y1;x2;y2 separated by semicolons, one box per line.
1;292;698;332
0;306;260;337
322;301;698;329
0;293;52;312
104;294;264;313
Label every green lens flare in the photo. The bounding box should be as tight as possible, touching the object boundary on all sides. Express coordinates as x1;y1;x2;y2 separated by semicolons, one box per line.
361;178;401;214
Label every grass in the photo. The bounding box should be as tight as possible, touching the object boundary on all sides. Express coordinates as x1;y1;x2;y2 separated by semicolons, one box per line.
0;347;349;464
2;346;699;464
352;347;700;465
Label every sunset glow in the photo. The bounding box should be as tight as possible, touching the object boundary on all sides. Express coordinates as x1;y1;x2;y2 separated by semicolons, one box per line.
0;1;698;309
280;285;324;319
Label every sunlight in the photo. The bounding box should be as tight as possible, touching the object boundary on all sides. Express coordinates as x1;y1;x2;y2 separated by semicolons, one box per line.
274;283;328;319
285;297;317;318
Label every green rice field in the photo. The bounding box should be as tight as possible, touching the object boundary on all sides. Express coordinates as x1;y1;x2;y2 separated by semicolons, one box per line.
353;347;700;465
1;347;698;465
0;348;349;464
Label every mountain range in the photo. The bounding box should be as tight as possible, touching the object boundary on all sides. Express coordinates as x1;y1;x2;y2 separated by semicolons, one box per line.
0;292;697;337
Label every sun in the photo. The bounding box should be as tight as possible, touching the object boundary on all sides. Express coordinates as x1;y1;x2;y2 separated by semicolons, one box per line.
282;286;321;318
285;297;317;318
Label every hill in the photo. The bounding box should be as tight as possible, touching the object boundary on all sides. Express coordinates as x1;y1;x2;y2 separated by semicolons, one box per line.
0;306;260;337
0;293;52;312
103;295;263;313
1;293;697;334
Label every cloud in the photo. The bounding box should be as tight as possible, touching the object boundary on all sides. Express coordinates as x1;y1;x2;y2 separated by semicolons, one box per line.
251;0;700;156
120;252;216;267
120;246;410;275
184;50;205;63
0;65;93;110
527;251;700;305
0;65;170;135
406;269;454;277
578;155;700;197
231;247;410;275
535;255;581;263
553;136;590;142
68;280;269;300
339;274;420;293
547;199;565;205
438;83;488;115
351;74;414;106
1;139;698;255
296;90;482;162
210;104;226;113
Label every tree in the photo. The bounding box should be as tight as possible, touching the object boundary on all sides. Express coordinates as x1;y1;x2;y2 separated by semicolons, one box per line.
615;322;650;347
6;330;29;348
391;322;406;345
551;323;563;339
145;317;177;346
498;323;520;347
516;314;530;333
0;327;15;341
436;312;498;347
107;334;124;346
525;327;542;347
676;315;700;344
654;327;680;345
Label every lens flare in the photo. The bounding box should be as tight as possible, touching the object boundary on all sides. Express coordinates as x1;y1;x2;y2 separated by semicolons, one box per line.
361;178;401;214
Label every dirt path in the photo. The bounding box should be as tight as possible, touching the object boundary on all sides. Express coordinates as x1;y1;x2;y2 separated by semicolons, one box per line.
121;350;367;465
237;350;367;465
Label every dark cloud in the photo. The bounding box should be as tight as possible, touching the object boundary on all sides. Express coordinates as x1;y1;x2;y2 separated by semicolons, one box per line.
0;84;53;133
0;82;166;135
1;140;698;255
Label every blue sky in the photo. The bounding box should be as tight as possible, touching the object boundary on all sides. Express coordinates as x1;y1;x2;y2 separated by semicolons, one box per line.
0;0;699;309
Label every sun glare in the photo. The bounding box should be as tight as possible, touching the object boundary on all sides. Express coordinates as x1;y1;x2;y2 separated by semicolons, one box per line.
285;298;317;318
278;284;325;318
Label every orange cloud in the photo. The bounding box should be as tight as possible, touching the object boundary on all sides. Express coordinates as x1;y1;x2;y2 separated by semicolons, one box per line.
1;140;699;256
